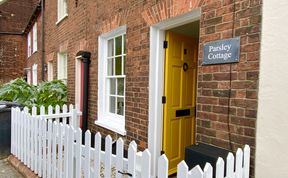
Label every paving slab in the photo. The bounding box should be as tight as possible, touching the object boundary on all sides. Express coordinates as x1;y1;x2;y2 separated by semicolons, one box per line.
0;159;23;178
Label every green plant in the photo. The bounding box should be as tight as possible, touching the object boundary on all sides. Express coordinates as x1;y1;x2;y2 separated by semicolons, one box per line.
0;78;67;110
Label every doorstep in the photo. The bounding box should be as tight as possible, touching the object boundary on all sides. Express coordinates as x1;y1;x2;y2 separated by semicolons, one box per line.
7;155;39;178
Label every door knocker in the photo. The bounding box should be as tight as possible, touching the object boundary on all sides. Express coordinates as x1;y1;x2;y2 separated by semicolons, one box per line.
183;62;188;72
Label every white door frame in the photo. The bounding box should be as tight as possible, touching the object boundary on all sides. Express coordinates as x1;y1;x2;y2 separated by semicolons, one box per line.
148;9;201;177
75;56;82;120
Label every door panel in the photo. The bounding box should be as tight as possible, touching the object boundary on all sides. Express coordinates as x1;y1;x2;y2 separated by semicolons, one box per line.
163;31;198;175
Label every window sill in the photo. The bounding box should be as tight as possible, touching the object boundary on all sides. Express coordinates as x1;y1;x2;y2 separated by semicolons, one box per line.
56;14;68;25
95;119;126;136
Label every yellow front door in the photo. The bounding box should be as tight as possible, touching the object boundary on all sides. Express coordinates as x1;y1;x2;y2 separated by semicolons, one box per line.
163;31;198;175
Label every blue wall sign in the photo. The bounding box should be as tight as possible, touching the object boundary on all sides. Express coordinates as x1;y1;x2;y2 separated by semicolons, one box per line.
202;37;240;65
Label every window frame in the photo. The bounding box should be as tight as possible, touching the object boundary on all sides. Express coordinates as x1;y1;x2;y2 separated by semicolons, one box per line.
27;32;31;57
32;64;37;85
57;52;68;84
32;22;37;53
47;61;54;81
96;25;127;135
57;0;68;24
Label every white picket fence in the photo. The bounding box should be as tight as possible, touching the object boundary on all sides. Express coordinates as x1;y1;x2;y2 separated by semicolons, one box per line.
10;105;250;178
23;104;81;128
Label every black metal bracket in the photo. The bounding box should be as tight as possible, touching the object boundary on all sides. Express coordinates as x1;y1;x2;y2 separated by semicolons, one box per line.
118;171;133;177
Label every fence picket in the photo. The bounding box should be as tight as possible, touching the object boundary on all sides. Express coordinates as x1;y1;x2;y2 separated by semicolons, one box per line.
42;119;47;178
216;158;224;178
75;128;82;178
47;120;53;178
189;165;203;178
37;118;42;177
63;125;70;178
235;148;243;178
226;153;235;178
58;123;64;178
40;105;45;115
128;142;137;178
243;145;250;178
157;154;168;178
116;138;124;178
105;135;112;178
142;149;151;178
177;161;188;178
94;132;101;178
203;163;213;178
68;126;75;178
32;106;37;116
84;130;91;178
52;122;58;178
62;104;67;124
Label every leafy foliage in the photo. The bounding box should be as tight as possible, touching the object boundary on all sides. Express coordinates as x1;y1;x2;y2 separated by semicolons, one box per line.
0;78;67;110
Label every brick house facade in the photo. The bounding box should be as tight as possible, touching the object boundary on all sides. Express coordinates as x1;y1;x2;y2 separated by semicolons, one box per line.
22;0;262;176
0;0;38;84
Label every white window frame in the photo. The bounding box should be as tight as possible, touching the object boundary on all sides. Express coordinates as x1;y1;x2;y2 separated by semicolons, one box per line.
32;22;37;53
47;61;53;81
57;0;68;24
27;32;31;57
32;64;37;85
27;70;31;85
57;52;68;84
96;25;127;135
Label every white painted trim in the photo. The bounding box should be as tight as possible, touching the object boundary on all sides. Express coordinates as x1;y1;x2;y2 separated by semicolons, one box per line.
56;14;68;25
148;9;201;177
32;64;38;85
97;25;127;135
75;57;81;109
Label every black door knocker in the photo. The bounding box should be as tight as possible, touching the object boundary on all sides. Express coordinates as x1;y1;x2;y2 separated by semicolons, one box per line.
183;62;188;72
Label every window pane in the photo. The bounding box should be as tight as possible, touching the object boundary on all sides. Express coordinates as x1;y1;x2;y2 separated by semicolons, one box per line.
123;34;126;54
117;78;124;96
115;36;122;56
107;58;114;76
109;96;116;113
110;78;116;95
108;39;114;57
117;97;124;115
115;57;122;75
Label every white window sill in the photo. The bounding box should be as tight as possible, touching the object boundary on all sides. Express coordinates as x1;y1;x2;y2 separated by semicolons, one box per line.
56;14;68;25
95;119;126;136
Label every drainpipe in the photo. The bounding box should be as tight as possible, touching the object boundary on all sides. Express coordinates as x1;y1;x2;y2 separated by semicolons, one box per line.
75;51;91;134
41;0;45;81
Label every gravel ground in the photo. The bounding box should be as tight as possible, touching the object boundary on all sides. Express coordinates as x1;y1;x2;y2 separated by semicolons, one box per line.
0;159;23;178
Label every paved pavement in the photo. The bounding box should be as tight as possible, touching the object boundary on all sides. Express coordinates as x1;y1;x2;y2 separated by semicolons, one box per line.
0;159;23;178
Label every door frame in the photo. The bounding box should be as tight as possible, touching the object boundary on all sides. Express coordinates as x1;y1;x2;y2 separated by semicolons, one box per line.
148;9;200;177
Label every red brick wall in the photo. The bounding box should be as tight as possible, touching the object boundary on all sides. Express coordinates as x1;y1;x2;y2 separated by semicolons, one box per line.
0;0;38;83
0;35;26;84
43;0;261;176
